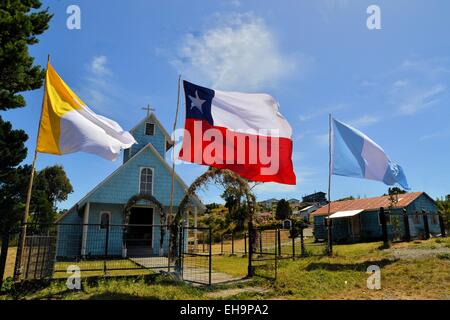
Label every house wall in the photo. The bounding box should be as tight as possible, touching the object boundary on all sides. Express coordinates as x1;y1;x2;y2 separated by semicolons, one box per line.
56;208;83;258
313;216;350;242
406;194;440;237
57;203;174;258
359;211;383;240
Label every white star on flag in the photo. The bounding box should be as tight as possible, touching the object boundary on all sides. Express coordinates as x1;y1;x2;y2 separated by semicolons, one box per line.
188;90;205;113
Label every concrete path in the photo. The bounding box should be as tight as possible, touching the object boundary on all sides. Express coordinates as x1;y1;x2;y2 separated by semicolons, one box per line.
129;256;243;285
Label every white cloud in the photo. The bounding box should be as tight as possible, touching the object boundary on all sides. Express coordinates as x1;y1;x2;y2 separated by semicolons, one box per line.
173;13;300;91
399;84;446;115
90;55;111;76
348;115;380;128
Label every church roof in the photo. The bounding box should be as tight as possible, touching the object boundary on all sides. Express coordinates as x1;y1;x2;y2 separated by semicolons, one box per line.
66;141;204;213
130;113;174;148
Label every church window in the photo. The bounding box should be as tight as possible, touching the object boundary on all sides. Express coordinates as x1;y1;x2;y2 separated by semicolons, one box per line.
100;212;111;229
145;122;155;136
140;167;153;195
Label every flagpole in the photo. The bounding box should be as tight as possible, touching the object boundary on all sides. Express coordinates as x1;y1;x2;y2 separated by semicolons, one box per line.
13;55;50;280
169;75;181;222
327;113;333;255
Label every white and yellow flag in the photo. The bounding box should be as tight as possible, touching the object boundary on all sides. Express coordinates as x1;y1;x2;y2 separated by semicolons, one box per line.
37;62;136;160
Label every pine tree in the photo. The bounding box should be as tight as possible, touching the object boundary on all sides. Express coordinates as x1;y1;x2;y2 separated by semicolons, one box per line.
0;0;52;233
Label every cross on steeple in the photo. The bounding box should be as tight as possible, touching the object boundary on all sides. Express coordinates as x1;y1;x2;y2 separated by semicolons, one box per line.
142;104;155;117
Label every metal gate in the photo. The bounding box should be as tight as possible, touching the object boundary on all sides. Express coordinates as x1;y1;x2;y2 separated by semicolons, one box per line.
250;228;278;280
19;229;57;280
180;227;212;285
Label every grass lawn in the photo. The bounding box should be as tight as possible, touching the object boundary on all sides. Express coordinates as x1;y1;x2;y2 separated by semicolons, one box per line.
1;238;449;300
3;247;17;280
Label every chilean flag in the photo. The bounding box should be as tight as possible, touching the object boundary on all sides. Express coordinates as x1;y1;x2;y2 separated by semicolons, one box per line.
179;81;296;185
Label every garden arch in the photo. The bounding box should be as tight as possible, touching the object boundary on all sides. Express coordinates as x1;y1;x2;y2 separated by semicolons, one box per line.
170;168;256;263
124;194;167;253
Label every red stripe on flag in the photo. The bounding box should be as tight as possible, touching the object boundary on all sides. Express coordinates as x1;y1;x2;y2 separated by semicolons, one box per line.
179;119;296;185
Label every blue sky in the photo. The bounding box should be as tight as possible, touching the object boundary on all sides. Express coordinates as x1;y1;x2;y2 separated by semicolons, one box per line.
3;0;450;209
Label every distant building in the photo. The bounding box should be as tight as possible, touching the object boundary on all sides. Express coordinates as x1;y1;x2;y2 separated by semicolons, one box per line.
292;203;322;221
258;198;279;208
302;192;327;205
311;192;442;243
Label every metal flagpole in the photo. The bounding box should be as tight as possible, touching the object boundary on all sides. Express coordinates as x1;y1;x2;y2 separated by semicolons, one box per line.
168;75;181;272
169;75;181;222
327;114;333;255
13;55;50;280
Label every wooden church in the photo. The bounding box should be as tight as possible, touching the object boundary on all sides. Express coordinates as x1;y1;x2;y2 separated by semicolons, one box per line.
56;112;203;258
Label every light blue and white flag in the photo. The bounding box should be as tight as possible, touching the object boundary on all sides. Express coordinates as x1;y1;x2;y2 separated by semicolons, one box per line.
331;118;409;189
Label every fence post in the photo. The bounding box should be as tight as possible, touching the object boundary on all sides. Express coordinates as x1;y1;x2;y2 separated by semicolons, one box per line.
277;229;281;256
0;233;10;290
403;208;411;242
178;226;183;276
13;224;27;281
244;233;247;256
247;222;254;277
379;207;389;247
202;232;205;253
292;232;295;260
438;213;447;237
300;227;305;256
422;210;430;240
259;230;263;253
208;228;212;286
326;218;333;255
103;222;110;275
220;235;224;255
231;232;235;256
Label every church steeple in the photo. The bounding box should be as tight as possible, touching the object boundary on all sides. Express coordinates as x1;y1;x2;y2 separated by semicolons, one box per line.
123;112;173;163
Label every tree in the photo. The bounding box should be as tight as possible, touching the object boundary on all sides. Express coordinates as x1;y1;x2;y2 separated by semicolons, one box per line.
275;199;292;220
0;0;52;234
335;196;355;202
436;195;450;232
386;187;406;196
221;185;249;232
0;0;52;110
34;165;73;207
0;121;28;234
0;164;73;233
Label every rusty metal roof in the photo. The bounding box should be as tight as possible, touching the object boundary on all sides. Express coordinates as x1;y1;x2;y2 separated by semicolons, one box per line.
312;192;425;216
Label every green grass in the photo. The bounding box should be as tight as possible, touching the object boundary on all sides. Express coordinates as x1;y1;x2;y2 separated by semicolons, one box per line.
2;239;449;300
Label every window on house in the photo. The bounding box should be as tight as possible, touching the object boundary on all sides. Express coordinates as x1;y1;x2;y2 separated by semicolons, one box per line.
145;122;155;136
140;168;153;195
100;212;111;229
413;214;421;224
432;215;439;225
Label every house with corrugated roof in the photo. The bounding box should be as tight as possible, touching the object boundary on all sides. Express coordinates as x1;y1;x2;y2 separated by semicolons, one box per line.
311;192;442;243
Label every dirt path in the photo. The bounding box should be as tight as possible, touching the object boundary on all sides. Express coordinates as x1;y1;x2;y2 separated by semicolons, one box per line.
388;247;450;259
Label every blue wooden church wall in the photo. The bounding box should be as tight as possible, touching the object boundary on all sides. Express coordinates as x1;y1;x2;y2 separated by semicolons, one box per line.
56;114;197;258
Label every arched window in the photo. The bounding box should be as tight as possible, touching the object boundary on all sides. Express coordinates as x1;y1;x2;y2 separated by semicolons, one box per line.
100;212;111;229
140;168;153;195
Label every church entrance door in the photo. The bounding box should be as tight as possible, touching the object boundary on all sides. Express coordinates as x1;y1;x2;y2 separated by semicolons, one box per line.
127;207;154;256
